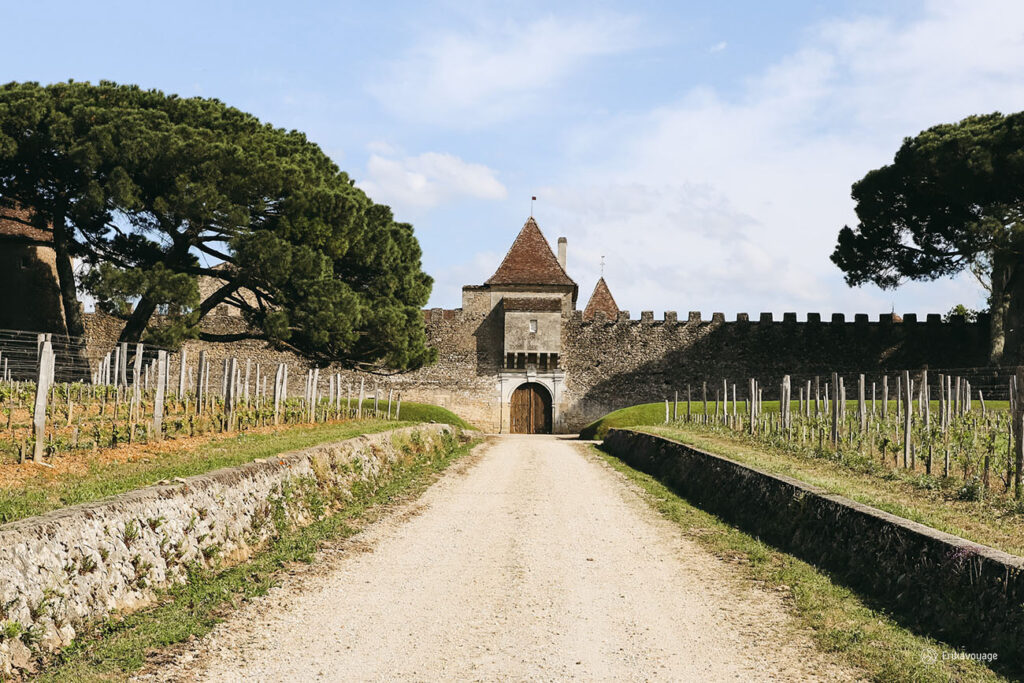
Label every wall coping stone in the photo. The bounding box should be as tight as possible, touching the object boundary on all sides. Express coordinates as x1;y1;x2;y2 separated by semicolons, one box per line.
602;429;1024;666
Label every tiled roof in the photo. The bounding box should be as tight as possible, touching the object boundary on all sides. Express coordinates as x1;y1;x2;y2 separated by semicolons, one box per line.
583;277;619;321
485;217;575;287
0;205;51;244
502;297;562;312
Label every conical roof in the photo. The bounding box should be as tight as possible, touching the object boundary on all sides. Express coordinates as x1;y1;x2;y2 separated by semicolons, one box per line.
485;217;575;287
583;277;619;321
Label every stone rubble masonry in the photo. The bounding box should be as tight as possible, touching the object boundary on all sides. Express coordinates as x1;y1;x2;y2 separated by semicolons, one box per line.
81;306;990;434
417;307;988;432
0;423;461;676
601;429;1024;666
0;206;69;334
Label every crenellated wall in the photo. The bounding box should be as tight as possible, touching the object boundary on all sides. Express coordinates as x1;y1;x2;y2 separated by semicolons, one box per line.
78;307;991;434
558;309;991;429
421;307;991;431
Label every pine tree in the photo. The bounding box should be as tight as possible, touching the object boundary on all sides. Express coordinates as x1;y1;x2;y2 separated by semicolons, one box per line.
0;81;435;370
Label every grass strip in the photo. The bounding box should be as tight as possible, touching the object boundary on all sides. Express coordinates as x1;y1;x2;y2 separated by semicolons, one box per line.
580;400;1011;440
0;402;471;525
642;426;1024;556
591;444;1007;683
37;435;479;681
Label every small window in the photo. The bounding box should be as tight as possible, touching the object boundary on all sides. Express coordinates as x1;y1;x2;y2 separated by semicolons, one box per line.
529;319;538;333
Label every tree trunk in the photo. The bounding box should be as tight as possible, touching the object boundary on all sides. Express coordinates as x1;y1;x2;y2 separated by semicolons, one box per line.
51;212;85;337
989;251;1024;364
118;296;160;343
117;239;196;344
198;278;241;317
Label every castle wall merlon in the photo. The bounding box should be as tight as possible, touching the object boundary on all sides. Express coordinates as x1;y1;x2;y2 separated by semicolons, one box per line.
563;312;991;336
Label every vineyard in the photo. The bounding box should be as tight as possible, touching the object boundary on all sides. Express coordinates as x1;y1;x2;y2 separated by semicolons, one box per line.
657;369;1024;503
0;332;406;466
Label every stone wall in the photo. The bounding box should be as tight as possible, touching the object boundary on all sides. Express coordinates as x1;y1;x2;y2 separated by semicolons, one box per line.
601;428;1024;669
420;308;991;432
559;310;992;429
0;242;67;335
79;307;992;434
82;309;506;431
0;423;463;675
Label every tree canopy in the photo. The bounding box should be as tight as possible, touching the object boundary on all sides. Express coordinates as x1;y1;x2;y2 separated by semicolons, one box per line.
0;81;435;370
832;112;1024;363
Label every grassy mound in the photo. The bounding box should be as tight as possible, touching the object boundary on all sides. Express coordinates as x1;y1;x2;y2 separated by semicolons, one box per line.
580;403;667;440
395;401;474;429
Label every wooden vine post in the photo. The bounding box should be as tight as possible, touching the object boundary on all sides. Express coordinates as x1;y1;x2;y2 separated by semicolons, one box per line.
1015;368;1024;499
858;374;866;433
273;363;284;425
153;350;167;441
902;370;912;469
196;350;207;414
830;371;839;447
177;348;187;398
31;340;55;462
358;378;365;418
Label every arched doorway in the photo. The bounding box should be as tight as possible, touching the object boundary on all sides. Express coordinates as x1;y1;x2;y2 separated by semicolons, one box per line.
510;382;553;434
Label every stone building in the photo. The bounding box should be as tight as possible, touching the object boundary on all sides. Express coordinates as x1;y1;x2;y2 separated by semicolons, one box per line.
460;217;577;434
79;214;994;435
407;217;992;433
0;206;68;334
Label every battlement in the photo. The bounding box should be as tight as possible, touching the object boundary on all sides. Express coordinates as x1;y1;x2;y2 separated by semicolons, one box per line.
422;308;462;324
424;305;989;335
568;310;990;329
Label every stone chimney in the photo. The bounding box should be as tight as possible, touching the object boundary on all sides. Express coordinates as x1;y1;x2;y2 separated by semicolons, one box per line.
557;237;567;271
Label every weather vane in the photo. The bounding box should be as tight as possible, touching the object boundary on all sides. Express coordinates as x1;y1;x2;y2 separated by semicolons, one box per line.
531;195;536;216
600;255;605;277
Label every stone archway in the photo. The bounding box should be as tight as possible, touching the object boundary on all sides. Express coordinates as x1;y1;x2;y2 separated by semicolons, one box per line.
509;382;553;434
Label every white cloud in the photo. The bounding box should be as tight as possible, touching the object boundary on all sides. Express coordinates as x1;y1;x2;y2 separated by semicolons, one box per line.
358;151;507;209
365;140;401;156
518;0;1024;318
369;14;643;125
709;41;727;53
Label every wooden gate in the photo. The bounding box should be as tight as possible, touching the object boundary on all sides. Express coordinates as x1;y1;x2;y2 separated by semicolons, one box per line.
510;383;552;434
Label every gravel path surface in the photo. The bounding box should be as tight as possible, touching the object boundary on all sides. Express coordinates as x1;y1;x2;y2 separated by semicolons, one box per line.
163;435;856;682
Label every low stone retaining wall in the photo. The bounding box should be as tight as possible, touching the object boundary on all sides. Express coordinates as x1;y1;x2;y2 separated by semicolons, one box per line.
0;424;463;675
602;429;1024;666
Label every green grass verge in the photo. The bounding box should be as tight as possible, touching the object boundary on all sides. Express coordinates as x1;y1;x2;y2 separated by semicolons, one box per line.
37;435;479;681
0;401;471;526
580;400;1010;440
388;401;474;429
580;403;667;440
591;444;1007;682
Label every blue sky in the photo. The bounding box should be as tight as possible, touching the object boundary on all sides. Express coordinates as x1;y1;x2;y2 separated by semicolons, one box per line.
5;0;1024;318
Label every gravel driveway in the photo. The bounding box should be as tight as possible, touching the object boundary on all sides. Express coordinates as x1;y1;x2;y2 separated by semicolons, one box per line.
165;435;854;682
